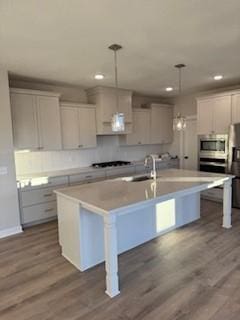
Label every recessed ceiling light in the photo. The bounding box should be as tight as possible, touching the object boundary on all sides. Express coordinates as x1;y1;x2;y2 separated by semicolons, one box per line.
94;74;104;80
166;87;173;92
214;75;223;81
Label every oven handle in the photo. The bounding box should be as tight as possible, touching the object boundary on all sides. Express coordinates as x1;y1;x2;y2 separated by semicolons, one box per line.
199;161;227;167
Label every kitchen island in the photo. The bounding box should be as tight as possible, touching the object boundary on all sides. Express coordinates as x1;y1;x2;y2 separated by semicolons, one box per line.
55;169;234;297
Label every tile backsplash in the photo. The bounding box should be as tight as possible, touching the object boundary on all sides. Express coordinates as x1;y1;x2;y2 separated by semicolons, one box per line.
15;136;170;175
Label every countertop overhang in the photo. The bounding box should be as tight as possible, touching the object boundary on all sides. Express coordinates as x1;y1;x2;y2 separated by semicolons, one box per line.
54;169;234;215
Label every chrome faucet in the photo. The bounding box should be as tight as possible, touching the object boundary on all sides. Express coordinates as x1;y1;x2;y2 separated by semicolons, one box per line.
144;155;157;180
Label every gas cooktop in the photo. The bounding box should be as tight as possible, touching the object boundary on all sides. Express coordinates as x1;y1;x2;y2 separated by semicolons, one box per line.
92;161;132;168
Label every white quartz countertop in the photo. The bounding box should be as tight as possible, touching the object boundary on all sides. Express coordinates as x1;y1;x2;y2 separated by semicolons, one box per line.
55;169;233;214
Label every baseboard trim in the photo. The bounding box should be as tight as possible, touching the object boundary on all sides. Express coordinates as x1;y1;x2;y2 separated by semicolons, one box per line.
0;226;23;239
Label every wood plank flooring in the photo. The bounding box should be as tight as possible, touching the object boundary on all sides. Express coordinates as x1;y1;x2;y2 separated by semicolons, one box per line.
1;200;240;320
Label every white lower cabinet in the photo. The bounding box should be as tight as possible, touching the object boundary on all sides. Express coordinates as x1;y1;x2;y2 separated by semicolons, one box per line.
106;166;135;178
22;201;58;225
21;187;57;207
69;171;105;185
20;182;68;226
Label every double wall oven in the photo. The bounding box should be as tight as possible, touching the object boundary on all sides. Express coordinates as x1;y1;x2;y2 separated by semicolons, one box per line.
199;135;228;174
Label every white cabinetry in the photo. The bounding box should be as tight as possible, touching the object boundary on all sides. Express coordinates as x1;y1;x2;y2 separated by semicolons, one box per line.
150;104;173;144
197;94;232;134
60;102;97;149
10;88;62;150
87;86;132;135
10;92;39;149
19;176;68;226
120;109;150;145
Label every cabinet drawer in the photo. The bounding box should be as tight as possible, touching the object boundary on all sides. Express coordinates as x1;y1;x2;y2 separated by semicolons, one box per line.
21;175;68;190
135;164;148;174
21;187;59;207
167;159;180;169
22;201;57;224
69;171;105;185
106;166;135;178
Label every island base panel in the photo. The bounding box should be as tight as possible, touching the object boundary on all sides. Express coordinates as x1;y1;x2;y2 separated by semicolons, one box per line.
57;193;200;272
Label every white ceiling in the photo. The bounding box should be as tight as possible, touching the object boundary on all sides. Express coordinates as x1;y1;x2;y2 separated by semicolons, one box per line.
1;0;240;96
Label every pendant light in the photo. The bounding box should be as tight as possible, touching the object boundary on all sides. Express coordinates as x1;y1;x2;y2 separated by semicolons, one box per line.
173;64;187;131
109;44;125;132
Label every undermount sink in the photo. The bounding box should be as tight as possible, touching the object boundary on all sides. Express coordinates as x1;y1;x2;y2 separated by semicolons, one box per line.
120;175;153;182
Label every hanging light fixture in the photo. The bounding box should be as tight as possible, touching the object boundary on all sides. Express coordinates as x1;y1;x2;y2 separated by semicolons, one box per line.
109;44;125;132
173;64;187;131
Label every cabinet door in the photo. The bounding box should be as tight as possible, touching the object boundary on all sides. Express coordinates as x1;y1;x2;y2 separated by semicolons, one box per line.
78;108;97;148
197;99;214;135
37;96;62;150
126;110;150;145
61;107;80;149
232;94;240;124
10;93;39;150
151;105;173;144
213;95;231;134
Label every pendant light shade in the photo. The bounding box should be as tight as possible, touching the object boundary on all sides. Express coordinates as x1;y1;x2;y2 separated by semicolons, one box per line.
173;64;186;131
109;44;125;132
173;113;187;131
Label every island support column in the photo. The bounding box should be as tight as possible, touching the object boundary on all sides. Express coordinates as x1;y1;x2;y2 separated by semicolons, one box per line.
223;179;232;229
103;214;120;298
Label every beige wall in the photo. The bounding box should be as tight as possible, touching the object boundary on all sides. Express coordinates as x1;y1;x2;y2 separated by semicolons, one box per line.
0;70;21;235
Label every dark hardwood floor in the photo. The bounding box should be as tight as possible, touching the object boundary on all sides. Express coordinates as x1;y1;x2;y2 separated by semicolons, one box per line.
1;200;240;320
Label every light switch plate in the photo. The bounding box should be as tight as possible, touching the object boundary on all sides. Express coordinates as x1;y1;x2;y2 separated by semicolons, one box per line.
0;167;8;175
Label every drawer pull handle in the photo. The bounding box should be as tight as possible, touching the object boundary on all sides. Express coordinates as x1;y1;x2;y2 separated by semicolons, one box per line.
85;175;92;178
44;193;52;197
45;208;54;212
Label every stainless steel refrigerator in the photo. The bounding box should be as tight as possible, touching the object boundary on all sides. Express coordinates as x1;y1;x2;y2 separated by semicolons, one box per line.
228;123;240;208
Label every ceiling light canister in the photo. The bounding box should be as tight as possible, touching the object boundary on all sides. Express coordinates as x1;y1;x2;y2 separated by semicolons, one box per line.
94;74;104;80
214;75;223;81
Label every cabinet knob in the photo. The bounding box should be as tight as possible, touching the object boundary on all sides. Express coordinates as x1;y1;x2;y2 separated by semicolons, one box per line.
184;156;189;159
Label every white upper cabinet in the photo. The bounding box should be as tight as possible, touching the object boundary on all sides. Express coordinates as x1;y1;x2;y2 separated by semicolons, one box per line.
60;102;97;149
120;109;150;145
10;92;39;150
78;107;97;148
87;86;132;135
197;94;232;135
150;104;173;144
60;106;80;149
232;93;240;124
37;95;62;150
10;88;61;151
197;98;214;135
